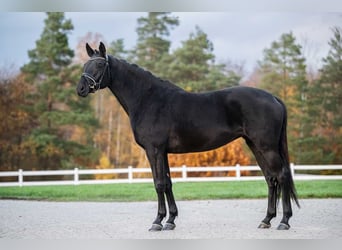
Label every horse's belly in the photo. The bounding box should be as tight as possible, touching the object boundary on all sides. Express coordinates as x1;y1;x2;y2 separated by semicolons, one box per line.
167;128;240;154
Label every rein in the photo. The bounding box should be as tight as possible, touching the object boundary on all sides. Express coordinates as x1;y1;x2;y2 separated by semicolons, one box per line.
82;55;109;91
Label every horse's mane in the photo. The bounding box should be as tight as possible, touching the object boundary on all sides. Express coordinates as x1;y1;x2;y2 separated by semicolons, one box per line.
110;55;183;91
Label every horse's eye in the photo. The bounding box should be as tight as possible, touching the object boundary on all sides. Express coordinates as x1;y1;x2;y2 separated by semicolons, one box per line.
97;62;105;68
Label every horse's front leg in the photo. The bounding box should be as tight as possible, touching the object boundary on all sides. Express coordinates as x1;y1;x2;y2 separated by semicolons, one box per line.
146;147;167;231
149;187;166;231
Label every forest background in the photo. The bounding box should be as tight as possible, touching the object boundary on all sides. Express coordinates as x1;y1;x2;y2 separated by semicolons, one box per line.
0;12;341;178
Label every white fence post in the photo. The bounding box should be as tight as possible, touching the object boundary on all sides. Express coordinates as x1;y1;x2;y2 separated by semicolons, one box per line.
236;164;241;180
18;169;23;187
290;163;295;178
74;168;79;185
182;165;187;180
128;166;133;183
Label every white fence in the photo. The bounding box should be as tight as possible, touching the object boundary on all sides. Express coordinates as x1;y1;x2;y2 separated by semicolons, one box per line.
0;164;341;187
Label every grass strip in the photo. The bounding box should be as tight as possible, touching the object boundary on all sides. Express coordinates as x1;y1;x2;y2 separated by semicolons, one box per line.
0;180;341;202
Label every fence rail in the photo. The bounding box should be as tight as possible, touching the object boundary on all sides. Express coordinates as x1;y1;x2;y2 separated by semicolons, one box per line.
0;164;341;187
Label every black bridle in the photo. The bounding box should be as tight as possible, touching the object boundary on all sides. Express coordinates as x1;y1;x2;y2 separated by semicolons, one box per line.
82;55;109;91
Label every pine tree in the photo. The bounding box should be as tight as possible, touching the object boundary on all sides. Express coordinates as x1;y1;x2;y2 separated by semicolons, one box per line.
319;27;342;130
21;12;98;170
167;27;240;92
308;27;342;163
167;26;214;91
22;13;74;77
206;62;242;91
133;12;179;75
108;39;128;59
258;32;311;163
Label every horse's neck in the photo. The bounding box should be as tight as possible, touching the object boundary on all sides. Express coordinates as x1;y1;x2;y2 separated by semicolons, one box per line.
108;85;130;115
107;56;184;117
107;57;152;117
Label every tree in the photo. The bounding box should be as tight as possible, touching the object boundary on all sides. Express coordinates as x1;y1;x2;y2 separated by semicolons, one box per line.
319;27;342;131
133;12;179;75
167;26;241;92
0;73;34;171
258;32;307;102
108;38;128;59
167;26;214;91
21;12;98;170
22;12;74;77
206;62;243;91
308;27;342;163
258;32;311;163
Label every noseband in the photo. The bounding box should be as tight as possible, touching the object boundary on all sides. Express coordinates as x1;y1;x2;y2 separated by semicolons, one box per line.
82;55;109;91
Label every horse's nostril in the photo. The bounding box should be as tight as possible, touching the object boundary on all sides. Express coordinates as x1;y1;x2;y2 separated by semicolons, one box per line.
77;82;89;97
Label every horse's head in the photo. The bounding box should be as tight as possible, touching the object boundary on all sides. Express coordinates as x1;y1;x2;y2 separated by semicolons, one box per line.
77;42;110;97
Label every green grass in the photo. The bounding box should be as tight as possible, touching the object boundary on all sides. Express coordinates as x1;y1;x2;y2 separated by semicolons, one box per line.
0;180;341;202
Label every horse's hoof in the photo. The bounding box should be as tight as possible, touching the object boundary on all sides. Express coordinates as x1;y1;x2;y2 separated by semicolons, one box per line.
148;223;163;232
163;222;176;231
277;223;290;230
258;222;271;229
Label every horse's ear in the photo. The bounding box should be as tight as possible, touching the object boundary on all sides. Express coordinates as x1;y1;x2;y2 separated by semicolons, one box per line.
86;43;95;57
99;42;106;58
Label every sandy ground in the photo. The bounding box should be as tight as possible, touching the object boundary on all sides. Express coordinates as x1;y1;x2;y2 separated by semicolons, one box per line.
0;199;341;239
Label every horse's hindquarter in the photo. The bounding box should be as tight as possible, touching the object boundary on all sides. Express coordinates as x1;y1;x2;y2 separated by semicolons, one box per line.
224;87;285;147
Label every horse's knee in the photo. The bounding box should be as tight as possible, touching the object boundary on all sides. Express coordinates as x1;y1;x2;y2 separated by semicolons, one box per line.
165;179;172;190
155;183;166;193
155;175;172;192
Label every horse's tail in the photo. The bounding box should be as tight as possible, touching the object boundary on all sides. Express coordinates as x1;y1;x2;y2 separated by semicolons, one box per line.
275;97;300;208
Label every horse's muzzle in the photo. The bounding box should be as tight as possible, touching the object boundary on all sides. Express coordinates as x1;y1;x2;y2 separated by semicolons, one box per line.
77;81;90;97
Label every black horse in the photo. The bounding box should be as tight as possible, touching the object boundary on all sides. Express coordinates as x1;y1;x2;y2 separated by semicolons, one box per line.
77;42;299;231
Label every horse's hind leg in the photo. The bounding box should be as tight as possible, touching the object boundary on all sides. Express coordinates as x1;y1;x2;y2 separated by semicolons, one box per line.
258;176;278;229
245;139;280;229
259;150;294;230
277;167;294;230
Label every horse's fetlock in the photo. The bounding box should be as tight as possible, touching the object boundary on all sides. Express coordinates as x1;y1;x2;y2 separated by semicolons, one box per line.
284;211;292;218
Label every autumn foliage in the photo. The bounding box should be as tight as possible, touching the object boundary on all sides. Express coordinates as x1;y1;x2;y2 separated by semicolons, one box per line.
168;138;251;177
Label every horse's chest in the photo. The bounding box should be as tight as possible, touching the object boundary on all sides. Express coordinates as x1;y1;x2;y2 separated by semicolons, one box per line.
130;113;171;147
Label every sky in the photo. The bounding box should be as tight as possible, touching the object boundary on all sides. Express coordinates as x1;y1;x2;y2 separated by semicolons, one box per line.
1;12;341;76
